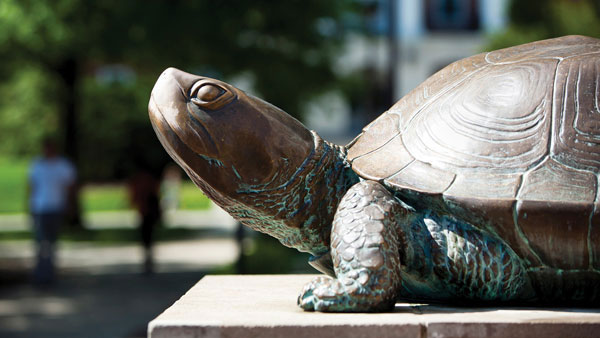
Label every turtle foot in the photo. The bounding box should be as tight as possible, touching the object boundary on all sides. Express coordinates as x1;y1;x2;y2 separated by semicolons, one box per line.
298;275;394;312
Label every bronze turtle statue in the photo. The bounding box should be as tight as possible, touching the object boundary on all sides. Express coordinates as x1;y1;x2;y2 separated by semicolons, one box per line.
149;35;600;312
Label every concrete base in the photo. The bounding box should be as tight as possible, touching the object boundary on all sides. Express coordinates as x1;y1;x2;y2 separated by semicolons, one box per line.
148;275;600;338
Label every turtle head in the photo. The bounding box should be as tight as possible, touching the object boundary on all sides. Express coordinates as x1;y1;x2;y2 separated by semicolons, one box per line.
148;68;314;204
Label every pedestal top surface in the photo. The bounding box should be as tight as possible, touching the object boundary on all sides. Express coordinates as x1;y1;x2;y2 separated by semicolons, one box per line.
149;274;600;338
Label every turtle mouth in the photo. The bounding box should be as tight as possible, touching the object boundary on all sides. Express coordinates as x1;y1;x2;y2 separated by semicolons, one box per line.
148;68;219;162
150;84;233;203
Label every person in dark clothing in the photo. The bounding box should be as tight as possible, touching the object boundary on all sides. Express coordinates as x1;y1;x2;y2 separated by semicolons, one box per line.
128;166;162;274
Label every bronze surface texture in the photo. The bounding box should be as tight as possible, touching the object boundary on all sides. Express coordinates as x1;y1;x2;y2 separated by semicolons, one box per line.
149;35;600;312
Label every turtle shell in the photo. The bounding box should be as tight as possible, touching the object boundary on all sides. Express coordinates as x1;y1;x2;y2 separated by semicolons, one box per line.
347;36;600;283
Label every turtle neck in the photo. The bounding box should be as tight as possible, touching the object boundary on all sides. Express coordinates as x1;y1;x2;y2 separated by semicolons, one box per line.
226;131;359;255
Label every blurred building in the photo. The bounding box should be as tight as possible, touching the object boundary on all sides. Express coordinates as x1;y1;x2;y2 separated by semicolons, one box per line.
395;0;508;98
306;0;509;143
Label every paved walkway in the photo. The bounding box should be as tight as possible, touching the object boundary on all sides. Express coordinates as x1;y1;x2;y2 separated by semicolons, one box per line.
0;204;240;338
1;270;208;338
0;204;238;232
0;238;239;274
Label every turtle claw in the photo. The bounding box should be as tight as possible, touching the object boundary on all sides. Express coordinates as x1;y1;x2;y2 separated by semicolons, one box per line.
298;276;347;312
297;287;317;311
297;279;318;311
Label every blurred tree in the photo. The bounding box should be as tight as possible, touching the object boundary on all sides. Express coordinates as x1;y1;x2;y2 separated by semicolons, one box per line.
486;0;600;50
0;0;349;180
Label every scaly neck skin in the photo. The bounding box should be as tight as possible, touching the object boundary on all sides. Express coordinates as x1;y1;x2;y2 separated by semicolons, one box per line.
225;131;359;256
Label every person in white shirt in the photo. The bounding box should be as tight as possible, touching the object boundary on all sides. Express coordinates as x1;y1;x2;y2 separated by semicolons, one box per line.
27;138;76;285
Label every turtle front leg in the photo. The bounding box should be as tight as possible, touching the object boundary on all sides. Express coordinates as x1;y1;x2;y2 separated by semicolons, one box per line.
298;180;405;312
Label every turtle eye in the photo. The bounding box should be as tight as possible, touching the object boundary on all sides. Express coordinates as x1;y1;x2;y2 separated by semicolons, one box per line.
194;84;223;102
189;81;235;110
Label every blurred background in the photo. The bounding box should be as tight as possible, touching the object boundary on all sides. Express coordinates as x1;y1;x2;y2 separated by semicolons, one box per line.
0;0;599;337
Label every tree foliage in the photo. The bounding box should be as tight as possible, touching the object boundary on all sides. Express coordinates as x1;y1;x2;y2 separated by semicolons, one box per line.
486;0;600;50
0;0;349;180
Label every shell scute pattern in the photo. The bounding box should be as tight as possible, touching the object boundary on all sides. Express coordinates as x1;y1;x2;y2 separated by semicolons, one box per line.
551;53;600;173
349;36;600;205
518;158;597;203
376;58;556;196
347;50;489;165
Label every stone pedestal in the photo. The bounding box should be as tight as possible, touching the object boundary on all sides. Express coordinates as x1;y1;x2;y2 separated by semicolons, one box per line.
148;275;600;338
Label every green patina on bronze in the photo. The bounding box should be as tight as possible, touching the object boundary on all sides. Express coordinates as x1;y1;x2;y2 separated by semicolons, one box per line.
228;132;358;254
149;36;600;312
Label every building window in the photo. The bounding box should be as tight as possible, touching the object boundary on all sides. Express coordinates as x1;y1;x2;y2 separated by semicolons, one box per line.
425;0;480;31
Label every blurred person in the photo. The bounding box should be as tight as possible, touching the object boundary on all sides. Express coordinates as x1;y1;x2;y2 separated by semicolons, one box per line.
27;137;76;286
128;161;162;274
160;163;181;212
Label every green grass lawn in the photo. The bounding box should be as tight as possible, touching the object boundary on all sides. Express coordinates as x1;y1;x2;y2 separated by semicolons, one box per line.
179;181;211;210
0;157;28;214
0;156;210;214
81;184;130;211
0;226;209;242
80;182;210;211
